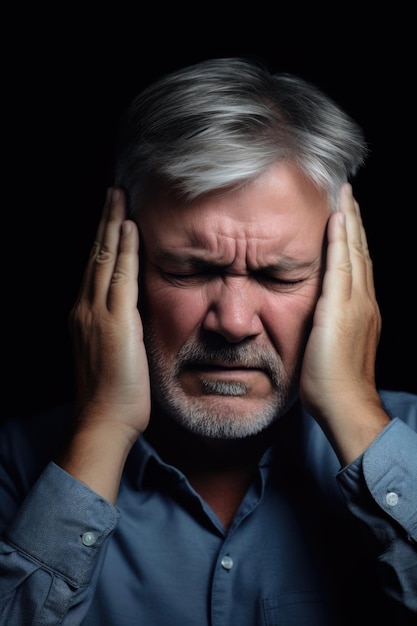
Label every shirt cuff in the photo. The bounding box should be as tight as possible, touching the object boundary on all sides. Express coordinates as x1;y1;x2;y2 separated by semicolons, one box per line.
5;462;121;586
338;418;417;542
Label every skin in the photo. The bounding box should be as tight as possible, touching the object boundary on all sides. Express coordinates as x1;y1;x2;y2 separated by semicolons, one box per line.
140;163;327;439
61;162;390;517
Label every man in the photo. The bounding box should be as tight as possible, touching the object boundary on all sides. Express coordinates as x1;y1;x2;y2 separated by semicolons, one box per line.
1;58;416;625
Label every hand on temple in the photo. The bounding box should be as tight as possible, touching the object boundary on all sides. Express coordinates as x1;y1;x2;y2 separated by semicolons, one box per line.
300;183;389;463
60;188;151;502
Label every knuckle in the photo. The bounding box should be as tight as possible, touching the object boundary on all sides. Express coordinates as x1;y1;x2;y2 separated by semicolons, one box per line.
96;247;113;264
111;269;129;284
89;241;100;258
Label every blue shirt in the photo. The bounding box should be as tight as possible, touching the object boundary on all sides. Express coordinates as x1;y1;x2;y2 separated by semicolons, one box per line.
0;390;416;625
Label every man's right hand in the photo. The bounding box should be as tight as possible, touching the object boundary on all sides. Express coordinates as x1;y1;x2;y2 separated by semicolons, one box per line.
59;188;151;503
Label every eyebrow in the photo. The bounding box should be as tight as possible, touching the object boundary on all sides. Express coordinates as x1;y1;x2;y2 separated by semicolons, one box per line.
154;250;318;272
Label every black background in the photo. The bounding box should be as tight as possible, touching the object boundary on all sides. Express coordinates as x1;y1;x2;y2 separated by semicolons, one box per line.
3;9;416;422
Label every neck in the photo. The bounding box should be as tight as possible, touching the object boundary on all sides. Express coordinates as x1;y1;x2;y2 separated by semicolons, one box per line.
144;403;297;472
144;404;299;530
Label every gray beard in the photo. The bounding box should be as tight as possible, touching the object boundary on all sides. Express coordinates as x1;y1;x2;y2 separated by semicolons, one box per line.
144;328;300;439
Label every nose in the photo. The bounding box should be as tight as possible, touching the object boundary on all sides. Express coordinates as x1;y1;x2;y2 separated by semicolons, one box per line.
202;276;263;343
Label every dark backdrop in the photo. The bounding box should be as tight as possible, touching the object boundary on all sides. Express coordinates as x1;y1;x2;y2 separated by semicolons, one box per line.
4;11;416;422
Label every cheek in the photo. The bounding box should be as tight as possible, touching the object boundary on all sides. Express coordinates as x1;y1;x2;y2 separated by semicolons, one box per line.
264;289;318;354
143;283;206;349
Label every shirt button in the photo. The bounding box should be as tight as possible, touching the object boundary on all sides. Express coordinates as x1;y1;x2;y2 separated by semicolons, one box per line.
221;555;234;570
385;491;399;506
81;531;97;546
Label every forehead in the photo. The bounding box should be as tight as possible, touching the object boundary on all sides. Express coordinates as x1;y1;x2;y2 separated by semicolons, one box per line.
138;163;330;263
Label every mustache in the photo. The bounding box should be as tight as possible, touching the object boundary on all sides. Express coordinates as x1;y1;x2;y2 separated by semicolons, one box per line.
175;336;283;386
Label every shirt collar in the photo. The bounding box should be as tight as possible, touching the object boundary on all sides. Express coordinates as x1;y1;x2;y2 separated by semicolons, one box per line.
123;403;310;491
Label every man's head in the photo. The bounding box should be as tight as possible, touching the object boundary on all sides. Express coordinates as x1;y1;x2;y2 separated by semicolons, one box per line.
115;57;366;217
114;58;367;439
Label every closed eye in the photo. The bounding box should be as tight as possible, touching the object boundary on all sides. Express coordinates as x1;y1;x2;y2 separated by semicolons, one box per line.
254;272;306;291
162;269;306;290
161;269;218;285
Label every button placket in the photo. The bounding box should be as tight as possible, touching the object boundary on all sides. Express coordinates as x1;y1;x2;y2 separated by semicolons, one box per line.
220;555;233;570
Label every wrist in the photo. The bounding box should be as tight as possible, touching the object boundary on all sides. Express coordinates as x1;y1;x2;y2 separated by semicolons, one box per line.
58;418;140;504
310;393;391;466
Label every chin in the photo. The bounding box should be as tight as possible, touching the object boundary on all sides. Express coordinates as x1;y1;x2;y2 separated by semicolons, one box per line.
168;395;283;439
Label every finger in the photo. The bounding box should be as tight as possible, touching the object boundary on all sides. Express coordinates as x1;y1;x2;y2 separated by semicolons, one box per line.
339;184;373;297
352;196;377;298
320;199;351;305
95;187;114;246
76;189;113;303
106;218;140;316
79;188;127;305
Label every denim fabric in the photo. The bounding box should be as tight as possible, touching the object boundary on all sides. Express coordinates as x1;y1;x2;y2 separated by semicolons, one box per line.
0;392;416;625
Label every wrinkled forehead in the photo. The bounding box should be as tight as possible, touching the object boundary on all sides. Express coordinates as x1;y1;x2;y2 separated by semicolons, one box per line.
137;162;331;266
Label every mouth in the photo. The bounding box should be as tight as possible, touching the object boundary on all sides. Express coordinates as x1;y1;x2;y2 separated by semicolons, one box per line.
185;360;263;371
182;361;268;385
178;360;275;399
184;362;264;378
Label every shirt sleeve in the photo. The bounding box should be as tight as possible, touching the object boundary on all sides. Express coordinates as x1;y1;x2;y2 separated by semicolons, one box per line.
0;462;121;626
337;418;417;615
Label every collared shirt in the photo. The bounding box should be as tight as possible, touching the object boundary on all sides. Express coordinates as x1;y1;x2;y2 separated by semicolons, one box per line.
0;390;416;625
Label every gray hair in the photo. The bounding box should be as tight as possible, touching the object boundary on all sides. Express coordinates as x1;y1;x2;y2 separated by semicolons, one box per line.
115;57;367;215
